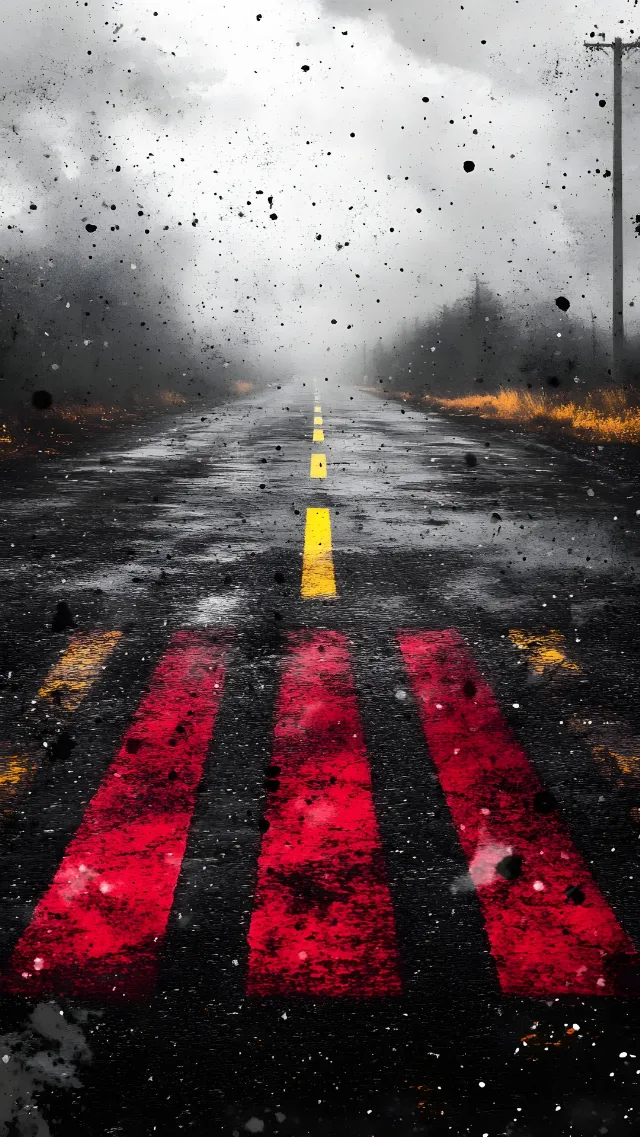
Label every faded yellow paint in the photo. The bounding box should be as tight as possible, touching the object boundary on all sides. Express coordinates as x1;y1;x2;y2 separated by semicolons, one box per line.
301;508;337;598
592;744;640;778
310;453;326;479
0;754;37;811
314;405;321;413
313;416;323;426
0;631;121;815
313;428;324;442
509;629;580;675
0;756;32;787
38;631;122;711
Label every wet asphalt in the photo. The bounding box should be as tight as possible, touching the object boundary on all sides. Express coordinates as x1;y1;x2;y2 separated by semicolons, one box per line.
0;379;639;1136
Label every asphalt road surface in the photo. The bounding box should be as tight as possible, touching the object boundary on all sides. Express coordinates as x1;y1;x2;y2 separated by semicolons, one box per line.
0;380;639;1137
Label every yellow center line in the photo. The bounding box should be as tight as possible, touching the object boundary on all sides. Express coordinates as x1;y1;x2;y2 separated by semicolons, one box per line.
313;416;323;426
314;405;321;413
313;428;324;442
310;453;326;479
301;508;337;597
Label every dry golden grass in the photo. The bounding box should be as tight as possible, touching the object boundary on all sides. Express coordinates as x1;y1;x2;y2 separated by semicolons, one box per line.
423;388;640;444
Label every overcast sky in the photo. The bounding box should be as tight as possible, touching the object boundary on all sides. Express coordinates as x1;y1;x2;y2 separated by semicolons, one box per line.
1;0;639;387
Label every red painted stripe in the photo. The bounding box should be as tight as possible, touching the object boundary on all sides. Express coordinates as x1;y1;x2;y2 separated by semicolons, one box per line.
397;629;638;996
246;630;402;997
5;631;231;1000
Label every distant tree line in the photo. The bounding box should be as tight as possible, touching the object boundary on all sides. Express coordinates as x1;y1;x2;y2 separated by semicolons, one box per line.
371;279;640;402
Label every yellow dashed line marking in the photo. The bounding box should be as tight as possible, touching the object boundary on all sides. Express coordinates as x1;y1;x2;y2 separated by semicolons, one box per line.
301;508;337;597
310;453;326;479
38;630;123;711
314;405;321;413
313;416;323;426
313;429;324;442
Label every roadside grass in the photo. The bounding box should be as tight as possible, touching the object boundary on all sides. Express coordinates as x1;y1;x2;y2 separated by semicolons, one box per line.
420;388;640;444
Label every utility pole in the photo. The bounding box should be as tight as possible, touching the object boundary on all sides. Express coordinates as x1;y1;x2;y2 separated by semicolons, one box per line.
584;35;640;385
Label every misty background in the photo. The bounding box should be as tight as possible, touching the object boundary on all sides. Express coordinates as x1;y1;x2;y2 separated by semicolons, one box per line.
1;0;640;427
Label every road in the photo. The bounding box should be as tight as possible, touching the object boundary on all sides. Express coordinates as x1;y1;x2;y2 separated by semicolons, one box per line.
0;380;639;1136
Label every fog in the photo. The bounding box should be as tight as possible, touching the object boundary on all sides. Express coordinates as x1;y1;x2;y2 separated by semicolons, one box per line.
1;0;638;403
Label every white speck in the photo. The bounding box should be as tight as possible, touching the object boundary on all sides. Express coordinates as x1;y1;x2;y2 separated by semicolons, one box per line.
435;702;443;710
620;1051;628;1058
587;488;595;497
131;263;137;270
573;1023;580;1031
298;950;308;960
2;1055;9;1064
231;959;239;967
533;880;545;891
597;977;605;988
512;702;520;709
478;1081;485;1088
281;1012;287;1020
99;881;111;894
275;1113;286;1123
395;689;407;701
51;363;59;370
65;301;70;308
33;957;44;971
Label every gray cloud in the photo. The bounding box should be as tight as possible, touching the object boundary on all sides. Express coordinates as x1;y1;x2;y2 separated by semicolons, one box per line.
1;0;639;390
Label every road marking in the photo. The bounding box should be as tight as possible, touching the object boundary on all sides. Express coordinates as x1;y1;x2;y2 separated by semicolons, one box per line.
509;630;580;675
38;631;123;711
397;628;637;997
313;405;321;412
310;453;326;478
300;508;336;597
246;630;402;996
312;429;324;442
0;631;124;814
313;416;323;426
5;631;232;1000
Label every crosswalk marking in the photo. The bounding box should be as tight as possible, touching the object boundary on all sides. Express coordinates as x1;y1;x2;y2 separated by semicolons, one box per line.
5;631;232;1000
1;623;637;1003
300;508;336;597
246;630;402;996
397;628;637;997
